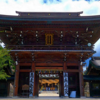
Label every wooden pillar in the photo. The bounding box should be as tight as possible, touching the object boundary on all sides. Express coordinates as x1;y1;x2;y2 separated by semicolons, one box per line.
59;61;67;97
32;62;35;96
79;65;84;97
14;64;19;96
64;62;67;72
59;72;62;97
35;71;39;97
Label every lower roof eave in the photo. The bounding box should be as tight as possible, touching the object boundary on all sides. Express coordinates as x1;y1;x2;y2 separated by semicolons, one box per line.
10;50;95;52
84;75;100;81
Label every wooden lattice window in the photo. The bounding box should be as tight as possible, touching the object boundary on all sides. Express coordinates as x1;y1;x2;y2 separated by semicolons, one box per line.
45;34;53;45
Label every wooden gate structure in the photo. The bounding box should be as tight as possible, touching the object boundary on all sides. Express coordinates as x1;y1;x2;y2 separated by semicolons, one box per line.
0;11;100;97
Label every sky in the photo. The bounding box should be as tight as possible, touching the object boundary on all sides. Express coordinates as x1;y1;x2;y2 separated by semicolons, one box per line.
0;0;100;70
0;0;100;15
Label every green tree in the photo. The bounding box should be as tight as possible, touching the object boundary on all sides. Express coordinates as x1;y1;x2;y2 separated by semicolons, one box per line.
0;46;15;80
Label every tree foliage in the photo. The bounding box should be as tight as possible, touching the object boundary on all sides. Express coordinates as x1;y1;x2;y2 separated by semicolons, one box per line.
0;46;15;80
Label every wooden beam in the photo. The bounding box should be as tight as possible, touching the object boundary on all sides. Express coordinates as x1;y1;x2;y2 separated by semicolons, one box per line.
35;63;63;66
36;67;63;70
19;63;31;66
67;62;79;66
67;69;79;72
19;69;31;72
11;27;86;32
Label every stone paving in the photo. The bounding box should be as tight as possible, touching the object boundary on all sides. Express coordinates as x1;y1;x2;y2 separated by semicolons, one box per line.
0;91;100;100
1;97;100;100
39;91;59;96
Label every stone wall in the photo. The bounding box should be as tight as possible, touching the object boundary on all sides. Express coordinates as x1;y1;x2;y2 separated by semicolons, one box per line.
9;82;14;97
84;82;90;97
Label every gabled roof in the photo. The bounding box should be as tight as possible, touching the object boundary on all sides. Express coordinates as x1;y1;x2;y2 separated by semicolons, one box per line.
16;11;83;18
0;11;100;46
16;11;83;14
85;57;100;75
0;11;100;22
90;57;100;69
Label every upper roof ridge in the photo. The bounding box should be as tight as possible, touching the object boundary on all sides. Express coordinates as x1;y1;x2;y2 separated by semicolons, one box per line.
16;11;83;17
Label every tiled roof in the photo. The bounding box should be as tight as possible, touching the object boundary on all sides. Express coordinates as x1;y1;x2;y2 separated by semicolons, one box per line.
85;57;100;75
91;57;100;67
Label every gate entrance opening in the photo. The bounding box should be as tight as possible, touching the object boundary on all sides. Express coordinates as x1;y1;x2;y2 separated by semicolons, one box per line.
39;73;59;97
34;70;64;97
17;65;81;98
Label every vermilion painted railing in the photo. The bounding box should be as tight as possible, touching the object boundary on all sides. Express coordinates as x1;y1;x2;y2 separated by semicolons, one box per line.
7;45;93;50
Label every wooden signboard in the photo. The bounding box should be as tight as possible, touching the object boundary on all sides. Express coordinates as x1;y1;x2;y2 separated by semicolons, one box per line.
63;72;68;97
29;72;34;97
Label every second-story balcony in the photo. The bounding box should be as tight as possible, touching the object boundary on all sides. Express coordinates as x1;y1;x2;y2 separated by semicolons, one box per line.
7;45;94;51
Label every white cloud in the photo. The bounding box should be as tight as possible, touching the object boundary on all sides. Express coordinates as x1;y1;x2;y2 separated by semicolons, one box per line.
0;0;100;15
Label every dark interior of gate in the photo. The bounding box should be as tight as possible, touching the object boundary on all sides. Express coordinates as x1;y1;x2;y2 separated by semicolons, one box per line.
18;66;80;98
68;72;80;97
